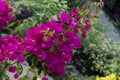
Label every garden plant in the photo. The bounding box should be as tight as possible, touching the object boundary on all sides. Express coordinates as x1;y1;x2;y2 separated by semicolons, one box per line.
0;0;120;80
0;0;92;80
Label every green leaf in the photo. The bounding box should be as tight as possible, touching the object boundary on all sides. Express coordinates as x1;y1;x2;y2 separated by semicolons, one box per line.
77;9;83;15
28;67;38;73
16;63;23;74
53;0;59;2
1;33;7;38
83;9;89;15
19;76;30;80
33;76;37;80
4;74;9;80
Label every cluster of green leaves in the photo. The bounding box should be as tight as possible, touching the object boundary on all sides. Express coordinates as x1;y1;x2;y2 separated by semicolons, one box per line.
14;0;68;22
112;19;120;28
72;18;120;76
67;0;87;9
9;0;69;37
0;63;9;80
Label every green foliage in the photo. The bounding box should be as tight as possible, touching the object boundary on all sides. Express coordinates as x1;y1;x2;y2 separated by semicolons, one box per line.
13;17;37;37
11;0;68;37
52;65;95;80
112;19;120;28
19;76;30;80
14;0;68;22
0;63;10;80
72;18;120;76
16;63;23;75
67;0;87;9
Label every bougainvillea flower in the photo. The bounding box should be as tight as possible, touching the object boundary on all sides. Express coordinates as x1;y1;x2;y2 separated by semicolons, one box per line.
0;35;25;63
0;54;5;62
18;54;25;63
42;77;48;80
14;73;19;79
9;66;16;73
59;12;71;22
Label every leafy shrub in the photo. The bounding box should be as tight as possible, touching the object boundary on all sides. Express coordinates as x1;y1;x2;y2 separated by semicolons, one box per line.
72;18;120;76
7;0;69;37
67;0;87;9
111;19;120;28
52;65;95;80
14;0;69;22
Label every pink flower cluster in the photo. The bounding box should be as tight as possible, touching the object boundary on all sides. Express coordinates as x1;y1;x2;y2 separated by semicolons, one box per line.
9;66;19;79
0;35;25;63
24;7;91;76
0;1;13;30
0;35;25;78
0;6;91;77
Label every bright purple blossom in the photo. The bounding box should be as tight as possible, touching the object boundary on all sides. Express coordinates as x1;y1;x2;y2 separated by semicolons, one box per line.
71;20;79;27
8;51;17;61
59;12;71;22
18;54;25;63
9;66;16;73
0;35;25;63
14;73;19;79
42;77;48;80
23;7;91;76
0;54;5;62
71;7;80;19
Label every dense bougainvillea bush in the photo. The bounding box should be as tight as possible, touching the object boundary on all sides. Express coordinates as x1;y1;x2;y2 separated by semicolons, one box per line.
0;0;91;80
